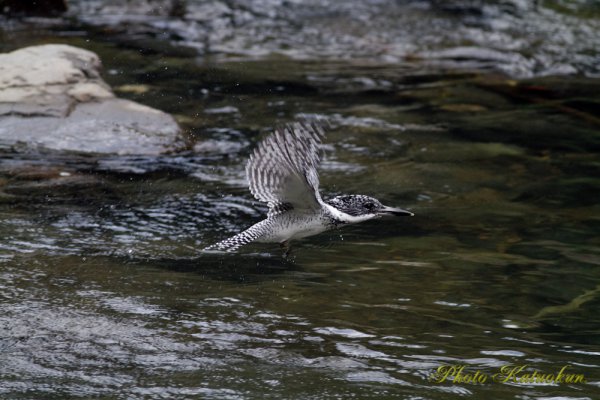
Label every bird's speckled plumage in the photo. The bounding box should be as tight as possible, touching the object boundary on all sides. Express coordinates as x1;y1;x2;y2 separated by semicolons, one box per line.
246;122;325;216
205;122;413;253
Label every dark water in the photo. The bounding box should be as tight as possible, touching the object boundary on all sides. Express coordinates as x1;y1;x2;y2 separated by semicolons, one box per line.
2;7;600;399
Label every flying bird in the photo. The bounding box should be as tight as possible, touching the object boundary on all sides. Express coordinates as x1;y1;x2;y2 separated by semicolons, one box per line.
205;122;413;254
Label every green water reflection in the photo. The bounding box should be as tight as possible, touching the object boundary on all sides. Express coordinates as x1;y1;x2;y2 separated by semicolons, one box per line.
1;35;599;399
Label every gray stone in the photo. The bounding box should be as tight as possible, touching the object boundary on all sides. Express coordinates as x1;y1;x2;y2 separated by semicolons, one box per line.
0;44;183;155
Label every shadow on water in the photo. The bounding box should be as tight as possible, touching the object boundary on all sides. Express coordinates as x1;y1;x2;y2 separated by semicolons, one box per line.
125;252;301;284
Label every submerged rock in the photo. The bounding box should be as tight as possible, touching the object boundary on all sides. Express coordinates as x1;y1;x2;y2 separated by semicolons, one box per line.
0;44;183;155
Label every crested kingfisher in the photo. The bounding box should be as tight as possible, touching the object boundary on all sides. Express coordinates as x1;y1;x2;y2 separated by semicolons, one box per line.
205;122;413;253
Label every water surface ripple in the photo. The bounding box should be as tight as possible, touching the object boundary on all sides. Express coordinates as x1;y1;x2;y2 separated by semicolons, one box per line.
1;22;600;399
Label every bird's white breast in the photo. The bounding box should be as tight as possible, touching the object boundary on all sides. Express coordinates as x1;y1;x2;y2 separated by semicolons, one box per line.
256;211;331;243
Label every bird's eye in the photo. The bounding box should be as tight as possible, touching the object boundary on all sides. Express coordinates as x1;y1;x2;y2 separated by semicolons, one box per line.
365;202;375;210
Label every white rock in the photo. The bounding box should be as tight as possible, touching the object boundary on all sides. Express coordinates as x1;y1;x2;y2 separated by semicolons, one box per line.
0;44;183;155
0;44;101;87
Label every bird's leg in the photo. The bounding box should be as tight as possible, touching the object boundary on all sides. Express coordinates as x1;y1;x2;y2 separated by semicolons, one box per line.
280;241;292;258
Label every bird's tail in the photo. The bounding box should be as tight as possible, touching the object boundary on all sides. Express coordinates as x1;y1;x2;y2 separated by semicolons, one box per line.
204;219;272;252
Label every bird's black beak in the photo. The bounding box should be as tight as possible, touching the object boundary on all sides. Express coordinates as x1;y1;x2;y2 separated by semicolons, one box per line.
380;206;414;216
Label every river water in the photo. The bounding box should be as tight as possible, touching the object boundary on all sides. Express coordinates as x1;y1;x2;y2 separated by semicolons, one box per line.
1;1;600;399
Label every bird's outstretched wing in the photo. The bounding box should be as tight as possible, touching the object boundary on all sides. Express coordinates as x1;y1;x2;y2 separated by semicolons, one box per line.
246;122;325;215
